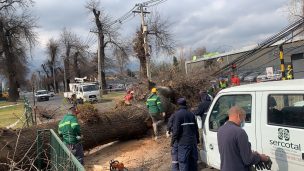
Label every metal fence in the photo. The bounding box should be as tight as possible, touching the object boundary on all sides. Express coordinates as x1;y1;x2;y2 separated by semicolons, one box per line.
23;96;35;127
37;129;85;171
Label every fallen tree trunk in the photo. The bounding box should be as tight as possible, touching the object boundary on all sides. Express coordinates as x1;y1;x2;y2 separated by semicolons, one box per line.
0;105;150;170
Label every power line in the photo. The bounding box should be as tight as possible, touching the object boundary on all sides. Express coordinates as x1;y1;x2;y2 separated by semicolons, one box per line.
213;18;304;75
253;38;304;71
109;0;168;27
238;29;304;69
146;0;167;7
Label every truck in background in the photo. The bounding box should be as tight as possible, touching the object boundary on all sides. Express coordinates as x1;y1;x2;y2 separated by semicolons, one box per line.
63;77;100;103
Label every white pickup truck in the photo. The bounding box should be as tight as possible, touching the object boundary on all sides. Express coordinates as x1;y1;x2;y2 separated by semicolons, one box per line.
64;82;100;103
201;79;304;171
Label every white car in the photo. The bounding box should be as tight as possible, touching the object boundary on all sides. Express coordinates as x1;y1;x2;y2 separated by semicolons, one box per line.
49;91;55;97
35;90;50;102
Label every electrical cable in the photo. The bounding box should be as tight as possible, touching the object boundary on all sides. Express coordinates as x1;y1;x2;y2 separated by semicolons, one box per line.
147;0;168;7
238;28;304;69
254;39;304;71
213;18;304;75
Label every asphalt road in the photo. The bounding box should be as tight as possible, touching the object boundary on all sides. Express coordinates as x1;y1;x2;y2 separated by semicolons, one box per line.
23;92;65;109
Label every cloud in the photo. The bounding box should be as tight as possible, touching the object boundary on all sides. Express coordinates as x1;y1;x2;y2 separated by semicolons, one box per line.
29;0;290;71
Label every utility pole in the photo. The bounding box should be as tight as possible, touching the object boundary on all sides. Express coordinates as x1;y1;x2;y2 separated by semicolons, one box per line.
279;45;286;80
133;4;151;80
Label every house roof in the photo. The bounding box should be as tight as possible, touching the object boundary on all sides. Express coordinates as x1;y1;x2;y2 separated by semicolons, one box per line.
186;36;304;64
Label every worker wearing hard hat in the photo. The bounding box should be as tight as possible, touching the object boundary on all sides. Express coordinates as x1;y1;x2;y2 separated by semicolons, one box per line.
146;87;164;140
287;65;293;80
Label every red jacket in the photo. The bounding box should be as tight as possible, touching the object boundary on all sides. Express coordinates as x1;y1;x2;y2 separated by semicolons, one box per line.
124;94;133;101
231;77;240;86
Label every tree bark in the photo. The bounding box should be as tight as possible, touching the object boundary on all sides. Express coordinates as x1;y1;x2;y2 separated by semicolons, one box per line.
0;21;19;101
93;8;108;94
139;57;148;79
73;51;81;78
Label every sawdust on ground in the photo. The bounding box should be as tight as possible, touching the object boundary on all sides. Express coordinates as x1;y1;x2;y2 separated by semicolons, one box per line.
84;135;172;171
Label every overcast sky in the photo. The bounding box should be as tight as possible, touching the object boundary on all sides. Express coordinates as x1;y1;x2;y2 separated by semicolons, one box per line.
29;0;292;70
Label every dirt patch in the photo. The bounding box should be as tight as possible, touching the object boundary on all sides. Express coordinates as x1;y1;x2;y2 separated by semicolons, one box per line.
84;135;172;171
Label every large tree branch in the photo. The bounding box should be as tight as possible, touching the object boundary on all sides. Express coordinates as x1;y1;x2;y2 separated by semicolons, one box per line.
104;40;127;57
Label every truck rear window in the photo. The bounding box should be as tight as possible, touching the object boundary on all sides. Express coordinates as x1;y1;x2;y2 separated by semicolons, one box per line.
268;94;304;129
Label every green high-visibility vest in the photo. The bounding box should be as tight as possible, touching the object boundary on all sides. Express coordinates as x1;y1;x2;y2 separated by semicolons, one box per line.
219;81;227;89
146;94;163;115
287;69;293;79
58;113;81;144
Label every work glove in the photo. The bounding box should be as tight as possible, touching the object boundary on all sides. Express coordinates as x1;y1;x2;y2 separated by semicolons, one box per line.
166;131;171;138
264;158;272;170
255;161;265;170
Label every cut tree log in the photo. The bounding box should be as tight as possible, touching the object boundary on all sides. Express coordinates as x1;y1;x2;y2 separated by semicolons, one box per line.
0;105;150;170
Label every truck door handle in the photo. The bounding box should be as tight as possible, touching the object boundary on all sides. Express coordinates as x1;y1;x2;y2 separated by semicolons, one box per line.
209;144;214;150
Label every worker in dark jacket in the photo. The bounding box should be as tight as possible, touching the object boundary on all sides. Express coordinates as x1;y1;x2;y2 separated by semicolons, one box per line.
218;106;269;171
172;98;199;171
146;87;164;140
58;105;84;164
194;91;212;128
167;112;179;171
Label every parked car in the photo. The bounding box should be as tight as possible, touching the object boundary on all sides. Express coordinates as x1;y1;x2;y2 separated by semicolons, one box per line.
257;70;282;82
256;71;268;82
238;71;252;81
35;90;50;102
49;91;55;97
243;72;260;82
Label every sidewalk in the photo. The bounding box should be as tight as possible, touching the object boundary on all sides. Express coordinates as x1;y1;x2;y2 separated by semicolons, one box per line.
0;103;21;109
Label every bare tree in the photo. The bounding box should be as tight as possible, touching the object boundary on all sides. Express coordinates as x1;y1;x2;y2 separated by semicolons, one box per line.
288;0;304;20
86;0;125;94
147;12;176;55
133;27;147;78
133;12;176;80
0;0;37;101
193;47;207;57
113;44;130;77
46;38;60;93
60;28;77;91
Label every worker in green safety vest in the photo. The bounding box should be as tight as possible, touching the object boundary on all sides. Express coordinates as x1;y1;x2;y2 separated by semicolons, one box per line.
58;105;84;164
146;87;165;140
287;65;293;80
219;77;228;89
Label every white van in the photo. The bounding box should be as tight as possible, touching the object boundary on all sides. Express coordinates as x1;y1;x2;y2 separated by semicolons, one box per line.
201;79;304;171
